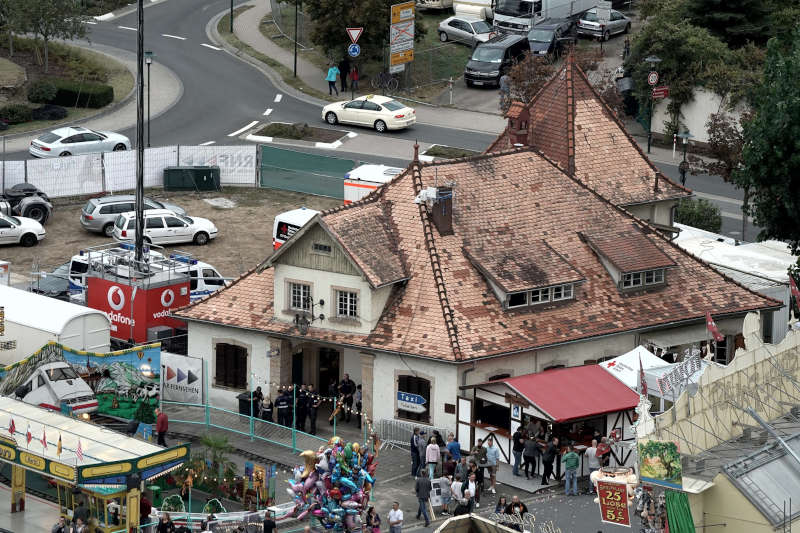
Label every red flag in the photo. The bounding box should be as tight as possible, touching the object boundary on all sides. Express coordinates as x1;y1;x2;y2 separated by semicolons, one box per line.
639;355;648;396
8;418;14;437
76;439;84;462
25;423;31;446
790;275;800;303
41;427;47;450
706;311;724;342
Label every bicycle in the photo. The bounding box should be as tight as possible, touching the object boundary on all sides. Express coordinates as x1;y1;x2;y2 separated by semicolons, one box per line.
370;71;399;92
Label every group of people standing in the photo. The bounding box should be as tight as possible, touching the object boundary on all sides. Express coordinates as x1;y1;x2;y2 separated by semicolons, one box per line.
251;373;364;436
326;56;360;96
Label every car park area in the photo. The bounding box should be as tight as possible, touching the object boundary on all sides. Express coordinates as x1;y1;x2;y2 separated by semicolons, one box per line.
2;188;341;285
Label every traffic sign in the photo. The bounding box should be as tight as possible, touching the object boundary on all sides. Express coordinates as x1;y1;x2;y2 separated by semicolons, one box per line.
389;63;405;74
390;1;415;68
390;48;414;66
348;43;361;57
652;85;669;99
346;27;363;44
397;391;427;413
647;71;659;86
391;0;415;23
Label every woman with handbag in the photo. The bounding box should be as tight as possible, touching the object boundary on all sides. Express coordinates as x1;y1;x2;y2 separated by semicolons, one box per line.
367;506;381;533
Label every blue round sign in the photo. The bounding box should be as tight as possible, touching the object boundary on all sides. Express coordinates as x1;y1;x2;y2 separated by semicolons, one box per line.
348;43;361;57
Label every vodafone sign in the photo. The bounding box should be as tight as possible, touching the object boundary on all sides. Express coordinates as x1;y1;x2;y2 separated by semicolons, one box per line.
86;277;190;343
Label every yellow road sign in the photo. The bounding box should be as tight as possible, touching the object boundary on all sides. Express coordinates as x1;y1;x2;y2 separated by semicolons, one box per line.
390;49;414;66
391;1;415;23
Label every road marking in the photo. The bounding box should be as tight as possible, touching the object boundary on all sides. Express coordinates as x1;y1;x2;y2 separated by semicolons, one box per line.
199;141;216;146
228;121;259;137
201;43;222;51
274;94;283;103
694;191;744;207
162;34;187;40
721;210;744;221
85;21;98;25
263;108;273;116
118;25;137;31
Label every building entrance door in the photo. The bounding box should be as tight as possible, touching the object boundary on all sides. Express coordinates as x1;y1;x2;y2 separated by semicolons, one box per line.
318;347;340;396
292;352;304;385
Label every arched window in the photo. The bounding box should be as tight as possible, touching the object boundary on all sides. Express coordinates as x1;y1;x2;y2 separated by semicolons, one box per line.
397;375;431;423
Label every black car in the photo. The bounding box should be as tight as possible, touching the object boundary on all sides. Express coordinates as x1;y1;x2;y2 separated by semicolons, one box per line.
527;19;573;58
464;33;529;87
31;262;71;301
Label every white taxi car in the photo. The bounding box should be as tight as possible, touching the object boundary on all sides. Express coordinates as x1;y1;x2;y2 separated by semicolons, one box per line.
322;95;416;132
0;212;46;247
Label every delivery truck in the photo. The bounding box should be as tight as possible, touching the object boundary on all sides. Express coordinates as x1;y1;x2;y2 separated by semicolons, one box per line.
493;0;594;34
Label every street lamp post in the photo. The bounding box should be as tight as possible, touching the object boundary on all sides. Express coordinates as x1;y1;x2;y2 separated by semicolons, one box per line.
676;130;693;186
145;51;154;148
293;0;299;77
644;55;661;154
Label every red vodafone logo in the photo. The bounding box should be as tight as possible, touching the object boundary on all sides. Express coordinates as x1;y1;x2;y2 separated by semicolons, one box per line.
107;286;125;311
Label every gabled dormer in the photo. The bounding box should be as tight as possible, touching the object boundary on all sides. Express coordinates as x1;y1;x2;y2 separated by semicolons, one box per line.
260;203;408;334
464;240;586;311
581;225;676;292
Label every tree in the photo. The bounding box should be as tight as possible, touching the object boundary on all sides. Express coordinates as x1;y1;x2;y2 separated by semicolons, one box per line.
733;29;800;252
301;0;425;62
688;112;751;237
505;54;554;109
18;0;87;72
686;0;770;47
0;0;26;57
674;198;722;233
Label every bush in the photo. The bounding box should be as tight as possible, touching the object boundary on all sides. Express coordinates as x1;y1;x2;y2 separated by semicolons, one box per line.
0;104;33;125
675;198;723;233
48;78;114;108
0;120;7;131
27;80;57;104
31;105;68;121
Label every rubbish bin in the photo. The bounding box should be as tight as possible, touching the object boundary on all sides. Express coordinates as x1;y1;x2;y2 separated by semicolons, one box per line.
237;392;252;416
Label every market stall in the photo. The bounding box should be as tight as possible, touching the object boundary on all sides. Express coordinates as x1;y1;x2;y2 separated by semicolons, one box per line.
461;365;639;477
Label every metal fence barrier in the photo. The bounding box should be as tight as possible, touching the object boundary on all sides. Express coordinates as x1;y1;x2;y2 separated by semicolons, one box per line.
259;145;356;199
268;0;314;50
375;418;451;450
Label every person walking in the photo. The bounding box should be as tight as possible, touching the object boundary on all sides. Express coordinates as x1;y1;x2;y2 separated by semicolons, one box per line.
417;431;428;475
485;436;500;493
425;436;440;480
414;469;432;527
339;56;351;93
350;65;360;91
339;373;356;422
308;384;320;435
388;501;403;533
586;439;601;494
446;433;461;462
326;64;340;96
562;444;580;496
154;408;168;447
541;437;558;485
512;428;525;477
411;427;422;477
522;433;539;480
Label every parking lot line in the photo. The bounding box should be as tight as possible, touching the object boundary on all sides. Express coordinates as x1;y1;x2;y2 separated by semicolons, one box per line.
227;121;259;137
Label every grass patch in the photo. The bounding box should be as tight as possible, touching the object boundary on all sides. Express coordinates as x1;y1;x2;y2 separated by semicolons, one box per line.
0;58;26;87
218;7;334;102
423;145;480;159
255;122;343;142
97;392;158;420
83;0;135;16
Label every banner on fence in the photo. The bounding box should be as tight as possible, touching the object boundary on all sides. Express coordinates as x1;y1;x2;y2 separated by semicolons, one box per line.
161;351;203;404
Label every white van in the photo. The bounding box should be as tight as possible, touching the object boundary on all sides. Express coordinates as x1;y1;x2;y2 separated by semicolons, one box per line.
344;165;404;205
68;245;227;302
273;207;320;250
14;362;98;414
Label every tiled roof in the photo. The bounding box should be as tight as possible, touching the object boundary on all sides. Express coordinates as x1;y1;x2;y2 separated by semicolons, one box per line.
487;56;691;206
583;225;677;273
175;147;778;362
322;199;407;288
464;241;585;293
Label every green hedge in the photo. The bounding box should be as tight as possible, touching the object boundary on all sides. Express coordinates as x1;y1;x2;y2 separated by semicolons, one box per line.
0;104;33;124
48;78;114;108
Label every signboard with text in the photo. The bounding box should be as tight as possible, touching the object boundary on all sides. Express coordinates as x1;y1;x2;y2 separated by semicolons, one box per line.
390;1;415;68
597;480;631;527
397;391;427;413
652;86;670;99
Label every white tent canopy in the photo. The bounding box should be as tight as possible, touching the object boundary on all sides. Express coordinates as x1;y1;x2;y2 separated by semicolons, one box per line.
598;346;670;390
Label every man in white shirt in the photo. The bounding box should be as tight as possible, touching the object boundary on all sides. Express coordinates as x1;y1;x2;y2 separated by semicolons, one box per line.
586;439;601;494
467;472;480;508
451;477;464;502
388;501;404;533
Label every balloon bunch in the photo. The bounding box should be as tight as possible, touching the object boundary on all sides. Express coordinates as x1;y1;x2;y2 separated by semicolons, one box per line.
286;436;378;531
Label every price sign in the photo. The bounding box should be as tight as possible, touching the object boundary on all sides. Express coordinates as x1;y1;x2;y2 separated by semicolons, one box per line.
597;480;631;527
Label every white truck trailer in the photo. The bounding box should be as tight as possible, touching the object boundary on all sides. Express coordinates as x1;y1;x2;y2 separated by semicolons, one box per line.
0;284;110;366
493;0;594;34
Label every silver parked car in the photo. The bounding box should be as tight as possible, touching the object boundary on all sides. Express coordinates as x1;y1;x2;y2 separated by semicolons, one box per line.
81;195;186;236
438;16;495;46
29;126;131;158
576;8;631;40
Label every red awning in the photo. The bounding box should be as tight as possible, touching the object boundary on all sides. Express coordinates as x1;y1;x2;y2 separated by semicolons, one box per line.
487;365;639;423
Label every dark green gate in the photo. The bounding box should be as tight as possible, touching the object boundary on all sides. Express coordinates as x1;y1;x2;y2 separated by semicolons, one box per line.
259;145;356;199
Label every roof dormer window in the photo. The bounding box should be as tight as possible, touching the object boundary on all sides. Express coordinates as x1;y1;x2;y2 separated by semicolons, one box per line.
508;283;575;309
622;269;664;289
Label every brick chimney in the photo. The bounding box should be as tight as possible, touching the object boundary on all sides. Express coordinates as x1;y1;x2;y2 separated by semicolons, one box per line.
430;186;454;236
506;101;530;146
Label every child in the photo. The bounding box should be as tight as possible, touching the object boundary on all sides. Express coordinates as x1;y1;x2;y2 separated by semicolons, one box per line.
439;475;452;515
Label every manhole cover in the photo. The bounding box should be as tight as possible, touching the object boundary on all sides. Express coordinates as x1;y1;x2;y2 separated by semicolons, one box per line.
204;198;237;209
